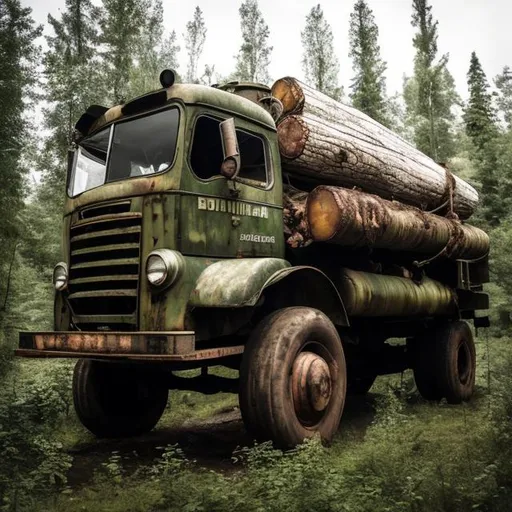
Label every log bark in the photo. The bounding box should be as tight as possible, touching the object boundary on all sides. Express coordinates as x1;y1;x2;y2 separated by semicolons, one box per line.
307;186;489;260
272;77;478;220
283;184;313;248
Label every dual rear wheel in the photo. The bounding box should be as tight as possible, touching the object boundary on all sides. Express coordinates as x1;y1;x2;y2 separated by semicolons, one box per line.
412;321;476;404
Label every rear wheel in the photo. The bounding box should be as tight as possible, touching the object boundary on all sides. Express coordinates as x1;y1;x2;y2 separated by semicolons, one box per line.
73;359;168;438
239;307;347;448
412;321;476;403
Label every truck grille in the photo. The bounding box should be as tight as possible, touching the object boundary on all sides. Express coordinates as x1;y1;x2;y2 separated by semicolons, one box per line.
68;202;141;329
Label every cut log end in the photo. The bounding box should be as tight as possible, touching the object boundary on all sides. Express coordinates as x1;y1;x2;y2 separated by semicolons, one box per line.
271;77;305;116
306;188;341;242
277;116;309;159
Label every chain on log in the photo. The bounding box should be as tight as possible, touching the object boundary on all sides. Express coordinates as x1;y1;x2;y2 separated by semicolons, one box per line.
305;186;489;260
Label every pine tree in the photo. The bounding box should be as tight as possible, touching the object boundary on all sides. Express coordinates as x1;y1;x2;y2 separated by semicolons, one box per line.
41;0;104;216
37;0;105;283
0;0;41;317
463;53;503;225
495;66;512;129
404;0;458;162
301;4;342;100
100;0;147;104
235;0;272;84
184;6;206;83
348;0;388;125
464;52;497;151
44;0;102;164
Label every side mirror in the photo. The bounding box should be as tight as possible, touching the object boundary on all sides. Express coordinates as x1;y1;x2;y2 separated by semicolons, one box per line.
219;118;240;180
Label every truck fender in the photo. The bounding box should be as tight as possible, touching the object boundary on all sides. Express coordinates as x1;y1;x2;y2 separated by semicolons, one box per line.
261;266;349;327
189;258;349;327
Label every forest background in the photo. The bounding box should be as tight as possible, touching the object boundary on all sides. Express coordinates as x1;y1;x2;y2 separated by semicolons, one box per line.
2;0;512;510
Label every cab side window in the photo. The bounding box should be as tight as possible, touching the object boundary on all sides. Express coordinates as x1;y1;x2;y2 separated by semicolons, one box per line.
190;115;268;184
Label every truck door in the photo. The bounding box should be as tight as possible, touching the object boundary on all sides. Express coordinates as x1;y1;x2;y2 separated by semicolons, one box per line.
179;113;284;259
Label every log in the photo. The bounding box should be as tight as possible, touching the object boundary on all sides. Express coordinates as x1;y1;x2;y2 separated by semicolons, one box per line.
271;77;478;220
283;184;313;248
306;186;489;260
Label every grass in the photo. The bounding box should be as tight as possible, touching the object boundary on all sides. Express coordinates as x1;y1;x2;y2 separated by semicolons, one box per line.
3;335;512;512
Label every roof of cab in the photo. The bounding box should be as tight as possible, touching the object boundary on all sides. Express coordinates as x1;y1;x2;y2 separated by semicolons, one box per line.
89;83;276;134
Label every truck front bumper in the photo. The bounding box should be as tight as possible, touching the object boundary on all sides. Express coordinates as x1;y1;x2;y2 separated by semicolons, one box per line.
16;331;244;362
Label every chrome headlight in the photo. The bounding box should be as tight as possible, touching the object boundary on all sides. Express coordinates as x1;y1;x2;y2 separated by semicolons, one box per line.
146;249;184;288
53;262;68;291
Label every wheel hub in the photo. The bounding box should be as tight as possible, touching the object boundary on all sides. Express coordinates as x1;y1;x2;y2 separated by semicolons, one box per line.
292;351;332;422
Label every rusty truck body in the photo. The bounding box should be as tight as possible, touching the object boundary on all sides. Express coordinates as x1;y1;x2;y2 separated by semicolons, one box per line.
16;72;490;447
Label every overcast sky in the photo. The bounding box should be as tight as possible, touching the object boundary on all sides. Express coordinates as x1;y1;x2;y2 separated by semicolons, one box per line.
23;0;512;100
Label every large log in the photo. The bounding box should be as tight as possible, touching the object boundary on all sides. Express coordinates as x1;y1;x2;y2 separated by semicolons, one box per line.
307;186;489;260
271;77;478;220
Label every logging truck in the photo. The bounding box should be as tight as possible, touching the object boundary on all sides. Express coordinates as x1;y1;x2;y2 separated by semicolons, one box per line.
16;70;490;448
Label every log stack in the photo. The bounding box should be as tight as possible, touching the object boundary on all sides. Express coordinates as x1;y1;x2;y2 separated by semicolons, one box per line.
272;77;488;264
271;77;478;220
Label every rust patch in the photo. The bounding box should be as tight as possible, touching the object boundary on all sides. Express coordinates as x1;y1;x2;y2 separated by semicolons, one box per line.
22;331;196;356
15;345;243;362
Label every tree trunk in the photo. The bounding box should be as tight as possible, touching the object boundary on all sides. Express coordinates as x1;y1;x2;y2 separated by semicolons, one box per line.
271;77;478;220
307;186;489;260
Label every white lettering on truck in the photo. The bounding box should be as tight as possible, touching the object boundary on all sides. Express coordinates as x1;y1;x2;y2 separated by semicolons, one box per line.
197;197;269;219
239;234;276;244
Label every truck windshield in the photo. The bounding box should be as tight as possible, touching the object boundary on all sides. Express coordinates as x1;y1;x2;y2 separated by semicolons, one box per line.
69;107;179;197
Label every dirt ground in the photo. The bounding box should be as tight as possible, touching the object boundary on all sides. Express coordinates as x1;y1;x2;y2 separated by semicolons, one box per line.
65;393;378;488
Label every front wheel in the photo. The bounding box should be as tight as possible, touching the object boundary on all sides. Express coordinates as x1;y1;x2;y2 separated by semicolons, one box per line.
73;359;168;438
239;307;347;448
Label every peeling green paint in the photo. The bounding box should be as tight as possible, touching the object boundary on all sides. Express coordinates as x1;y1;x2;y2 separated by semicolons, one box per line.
189;258;291;307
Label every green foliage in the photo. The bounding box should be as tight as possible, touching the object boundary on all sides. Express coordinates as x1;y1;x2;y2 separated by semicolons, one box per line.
42;0;104;211
0;361;73;511
149;444;188;478
0;0;41;320
349;0;388;126
100;0;148;104
301;4;342;100
184;6;206;83
128;1;181;97
234;0;272;84
404;0;459;161
3;1;512;511
494;66;512;129
101;452;124;484
464;52;497;151
489;220;512;301
461;53;503;224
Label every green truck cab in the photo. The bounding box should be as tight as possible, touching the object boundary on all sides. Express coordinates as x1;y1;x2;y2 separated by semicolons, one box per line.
17;71;490;447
